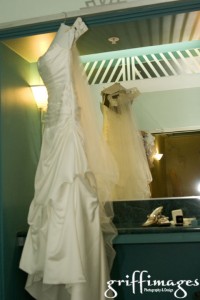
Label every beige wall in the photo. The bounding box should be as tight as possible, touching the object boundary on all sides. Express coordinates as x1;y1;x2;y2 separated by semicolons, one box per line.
151;133;200;198
165;133;200;197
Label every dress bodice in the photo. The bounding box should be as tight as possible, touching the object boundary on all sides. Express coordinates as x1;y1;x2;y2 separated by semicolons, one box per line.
38;18;88;127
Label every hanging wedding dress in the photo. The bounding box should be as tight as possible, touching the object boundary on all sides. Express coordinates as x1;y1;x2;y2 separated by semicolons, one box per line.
19;18;118;300
101;83;152;200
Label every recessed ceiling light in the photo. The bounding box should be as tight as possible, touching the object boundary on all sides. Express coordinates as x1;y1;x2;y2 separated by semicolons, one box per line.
108;36;120;45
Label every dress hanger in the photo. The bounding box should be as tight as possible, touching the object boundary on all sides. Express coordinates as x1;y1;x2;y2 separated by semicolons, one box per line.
61;14;88;37
101;83;126;96
62;12;68;24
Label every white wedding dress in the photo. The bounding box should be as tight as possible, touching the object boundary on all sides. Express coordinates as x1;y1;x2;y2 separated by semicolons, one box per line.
19;18;118;300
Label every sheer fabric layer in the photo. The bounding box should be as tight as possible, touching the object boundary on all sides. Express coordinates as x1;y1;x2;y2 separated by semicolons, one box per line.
102;88;152;200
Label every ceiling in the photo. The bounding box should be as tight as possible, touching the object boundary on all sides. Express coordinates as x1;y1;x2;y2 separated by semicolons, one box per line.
2;9;200;63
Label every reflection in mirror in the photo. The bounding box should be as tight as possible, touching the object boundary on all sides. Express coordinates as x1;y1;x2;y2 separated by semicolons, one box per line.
1;7;200;199
84;9;200;199
151;131;200;198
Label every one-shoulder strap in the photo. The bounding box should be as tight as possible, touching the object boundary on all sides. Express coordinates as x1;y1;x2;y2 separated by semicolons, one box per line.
73;17;88;41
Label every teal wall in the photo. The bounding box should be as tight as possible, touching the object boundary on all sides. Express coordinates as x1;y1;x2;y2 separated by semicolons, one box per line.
0;43;41;299
0;41;4;300
133;87;200;132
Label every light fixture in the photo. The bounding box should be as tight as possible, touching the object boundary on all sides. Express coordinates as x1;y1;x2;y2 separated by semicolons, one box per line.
108;36;120;45
197;182;200;193
153;152;163;161
31;85;48;111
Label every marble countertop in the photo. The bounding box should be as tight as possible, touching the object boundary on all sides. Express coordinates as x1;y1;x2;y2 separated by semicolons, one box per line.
113;226;200;245
117;225;200;234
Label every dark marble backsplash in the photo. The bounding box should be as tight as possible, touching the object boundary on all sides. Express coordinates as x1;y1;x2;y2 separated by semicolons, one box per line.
112;197;200;228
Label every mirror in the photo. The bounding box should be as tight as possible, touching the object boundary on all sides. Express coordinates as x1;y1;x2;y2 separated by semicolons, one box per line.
1;4;200;199
82;8;200;199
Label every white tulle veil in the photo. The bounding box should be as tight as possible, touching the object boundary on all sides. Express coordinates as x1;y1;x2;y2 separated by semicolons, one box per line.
101;83;152;200
71;45;119;269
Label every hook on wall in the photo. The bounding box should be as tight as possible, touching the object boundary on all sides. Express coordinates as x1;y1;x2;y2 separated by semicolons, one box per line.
62;12;67;24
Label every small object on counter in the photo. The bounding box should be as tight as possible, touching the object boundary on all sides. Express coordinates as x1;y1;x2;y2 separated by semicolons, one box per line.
175;215;183;226
142;206;171;227
142;206;163;226
172;209;183;224
190;218;198;227
157;216;171;227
